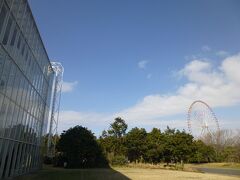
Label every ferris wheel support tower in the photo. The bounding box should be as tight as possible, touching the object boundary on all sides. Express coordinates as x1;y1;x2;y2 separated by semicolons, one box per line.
47;62;64;157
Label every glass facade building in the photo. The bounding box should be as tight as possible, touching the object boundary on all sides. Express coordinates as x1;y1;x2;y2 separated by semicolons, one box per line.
0;0;54;178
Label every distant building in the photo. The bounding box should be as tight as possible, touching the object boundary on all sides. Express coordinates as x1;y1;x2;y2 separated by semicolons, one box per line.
0;0;54;178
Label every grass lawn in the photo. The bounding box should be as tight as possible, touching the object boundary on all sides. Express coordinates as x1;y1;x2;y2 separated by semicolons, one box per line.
14;166;130;180
14;165;240;180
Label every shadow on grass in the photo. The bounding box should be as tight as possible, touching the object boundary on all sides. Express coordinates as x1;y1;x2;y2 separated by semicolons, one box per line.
13;165;130;180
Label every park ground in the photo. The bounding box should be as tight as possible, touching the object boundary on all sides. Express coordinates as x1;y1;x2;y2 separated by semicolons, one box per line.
14;163;240;180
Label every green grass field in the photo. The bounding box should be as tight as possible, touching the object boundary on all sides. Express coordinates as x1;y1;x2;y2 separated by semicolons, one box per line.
14;165;240;180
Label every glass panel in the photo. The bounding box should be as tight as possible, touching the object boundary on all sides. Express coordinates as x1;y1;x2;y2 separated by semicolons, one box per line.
11;0;19;20
10;25;17;46
11;69;20;102
9;105;19;138
0;47;6;76
0;97;10;137
16;76;22;105
15;108;23;139
17;34;21;49
21;42;25;56
2;15;13;45
0;93;5;127
3;101;14;138
0;0;56;177
5;62;15;98
0;57;11;95
0;138;3;169
0;4;7;35
16;0;26;24
6;0;14;8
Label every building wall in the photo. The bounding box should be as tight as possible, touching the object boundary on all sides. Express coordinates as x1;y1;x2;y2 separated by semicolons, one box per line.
0;0;54;178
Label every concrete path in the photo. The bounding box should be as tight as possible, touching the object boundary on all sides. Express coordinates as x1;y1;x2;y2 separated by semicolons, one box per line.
197;167;240;177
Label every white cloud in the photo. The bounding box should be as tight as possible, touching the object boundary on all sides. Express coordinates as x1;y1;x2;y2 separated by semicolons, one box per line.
138;60;148;69
202;45;211;52
221;54;240;84
116;53;240;126
179;60;224;86
216;50;229;57
58;111;113;134
58;53;240;134
61;81;78;93
58;110;186;134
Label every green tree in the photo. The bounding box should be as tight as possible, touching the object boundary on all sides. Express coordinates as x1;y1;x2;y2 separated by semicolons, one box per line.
108;117;128;138
100;117;128;156
125;127;147;162
172;130;195;164
57;126;108;168
162;127;176;164
190;140;216;163
162;127;195;165
99;134;121;155
222;146;239;162
145;128;164;163
99;118;128;165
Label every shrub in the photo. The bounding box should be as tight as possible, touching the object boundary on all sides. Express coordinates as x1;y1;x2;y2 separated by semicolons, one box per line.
56;126;109;168
43;156;53;164
111;155;128;166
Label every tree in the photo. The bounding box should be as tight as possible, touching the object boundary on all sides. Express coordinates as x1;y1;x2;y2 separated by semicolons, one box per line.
99;118;128;157
108;117;128;138
161;127;176;164
125;127;147;162
200;129;240;162
99;134;121;155
145;128;164;163
190;140;216;163
173;130;195;164
162;127;195;165
56;126;108;168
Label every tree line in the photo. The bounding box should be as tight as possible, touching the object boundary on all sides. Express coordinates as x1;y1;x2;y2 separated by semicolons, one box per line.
48;117;240;168
98;117;216;165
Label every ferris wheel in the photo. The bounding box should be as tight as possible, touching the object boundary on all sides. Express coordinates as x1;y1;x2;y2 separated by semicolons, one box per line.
187;100;220;138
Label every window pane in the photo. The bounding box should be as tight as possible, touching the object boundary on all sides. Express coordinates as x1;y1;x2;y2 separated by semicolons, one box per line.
10;26;17;46
0;5;7;35
0;57;11;94
0;47;6;75
17;35;21;49
2;16;13;45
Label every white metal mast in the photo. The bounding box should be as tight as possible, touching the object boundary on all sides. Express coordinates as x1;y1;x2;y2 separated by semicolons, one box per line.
47;62;64;157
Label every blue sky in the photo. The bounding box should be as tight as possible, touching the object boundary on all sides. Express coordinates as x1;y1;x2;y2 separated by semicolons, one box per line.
29;0;240;136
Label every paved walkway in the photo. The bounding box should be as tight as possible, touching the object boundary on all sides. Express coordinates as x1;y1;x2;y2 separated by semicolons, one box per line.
197;167;240;177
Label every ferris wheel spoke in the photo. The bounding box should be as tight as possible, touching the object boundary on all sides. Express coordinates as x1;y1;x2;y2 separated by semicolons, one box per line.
187;100;220;140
